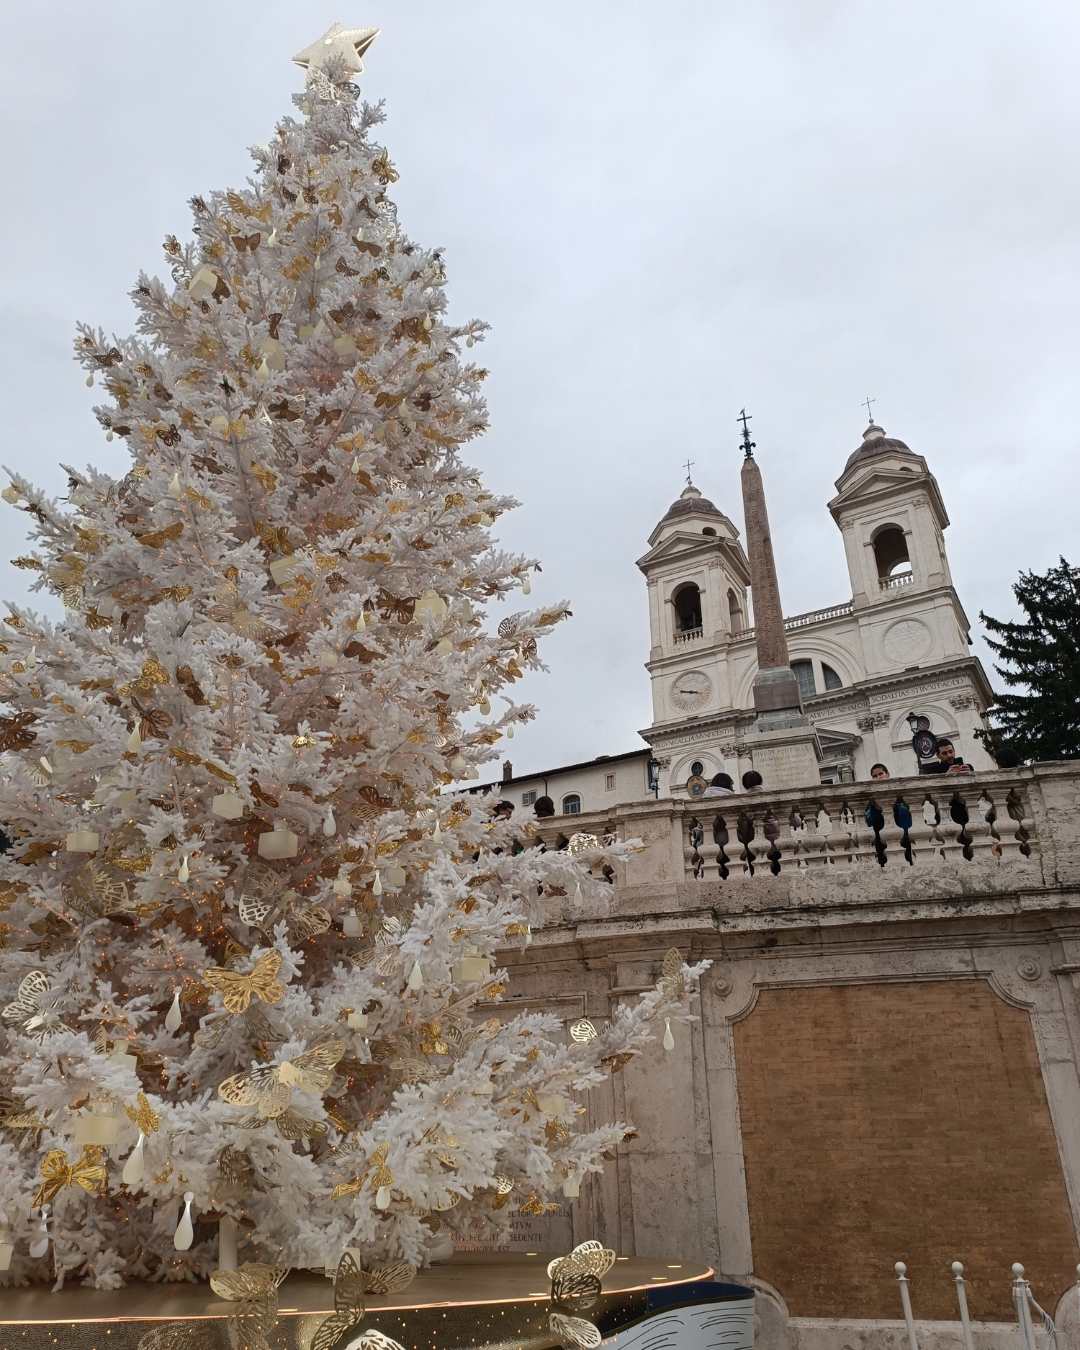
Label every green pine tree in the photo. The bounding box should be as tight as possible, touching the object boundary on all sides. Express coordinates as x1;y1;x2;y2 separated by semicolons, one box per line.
979;557;1080;762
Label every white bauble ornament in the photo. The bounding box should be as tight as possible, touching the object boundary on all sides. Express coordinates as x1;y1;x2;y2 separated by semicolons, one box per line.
209;415;229;437
371;870;383;897
122;1132;146;1186
663;1019;675;1052
178;855;189;883
173;1193;195;1251
333;870;351;898
375;1185;391;1211
164;989;182;1034
522;575;532;595
346;1009;368;1030
167;471;183;499
1;485;20;504
29;1208;50;1259
562;1174;581;1199
323;806;337;836
407;960;423;991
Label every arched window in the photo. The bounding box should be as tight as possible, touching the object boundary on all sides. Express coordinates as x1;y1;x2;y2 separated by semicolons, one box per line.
872;525;911;581
561;793;582;816
702;526;717;536
822;663;843;690
673;584;702;634
727;588;744;635
791;659;816;700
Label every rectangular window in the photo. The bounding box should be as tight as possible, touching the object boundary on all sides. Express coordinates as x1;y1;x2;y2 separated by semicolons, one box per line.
605;772;616;791
521;790;536;807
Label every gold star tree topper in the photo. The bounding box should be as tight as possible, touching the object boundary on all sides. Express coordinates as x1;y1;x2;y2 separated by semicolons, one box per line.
293;23;380;77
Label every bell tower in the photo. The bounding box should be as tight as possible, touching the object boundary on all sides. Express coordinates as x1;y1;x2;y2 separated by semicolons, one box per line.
636;481;750;728
829;423;953;609
828;420;974;680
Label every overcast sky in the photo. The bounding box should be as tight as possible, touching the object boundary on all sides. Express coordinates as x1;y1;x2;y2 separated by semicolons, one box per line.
2;2;1077;777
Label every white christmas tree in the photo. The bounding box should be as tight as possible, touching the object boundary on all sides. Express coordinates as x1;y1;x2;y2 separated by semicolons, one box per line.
0;25;704;1291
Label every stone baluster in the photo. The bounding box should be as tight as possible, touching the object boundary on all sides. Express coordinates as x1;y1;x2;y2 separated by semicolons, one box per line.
687;816;705;879
815;806;835;866
1006;788;1033;857
788;807;807;869
763;809;783;875
838;802;858;864
863;797;888;868
977;791;1003;859
712;814;731;880
921;795;945;860
947;790;974;861
736;809;758;876
892;795;915;865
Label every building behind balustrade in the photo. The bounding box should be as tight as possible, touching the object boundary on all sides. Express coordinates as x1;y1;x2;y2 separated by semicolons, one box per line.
469;420;1080;1349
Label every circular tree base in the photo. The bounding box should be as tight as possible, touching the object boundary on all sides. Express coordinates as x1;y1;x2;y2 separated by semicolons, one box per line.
0;1252;721;1349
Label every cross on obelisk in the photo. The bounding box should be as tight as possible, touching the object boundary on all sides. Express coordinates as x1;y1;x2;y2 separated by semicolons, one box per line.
683;458;695;486
738;408;756;459
863;395;877;423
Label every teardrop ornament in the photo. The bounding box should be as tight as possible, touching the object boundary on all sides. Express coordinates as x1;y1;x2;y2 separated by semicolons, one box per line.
173;1192;195;1251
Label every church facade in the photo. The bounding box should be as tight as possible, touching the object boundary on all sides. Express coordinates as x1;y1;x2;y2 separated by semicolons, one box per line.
475;423;1080;1348
483;420;994;812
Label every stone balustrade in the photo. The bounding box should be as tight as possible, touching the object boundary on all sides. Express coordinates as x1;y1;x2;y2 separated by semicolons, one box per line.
672;626;703;645
880;570;915;590
526;762;1080;932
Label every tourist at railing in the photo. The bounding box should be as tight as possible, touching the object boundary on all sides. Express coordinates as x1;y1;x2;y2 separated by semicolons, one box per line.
920;739;974;776
870;763;891;781
533;795;555;818
705;773;736;797
741;770;763;791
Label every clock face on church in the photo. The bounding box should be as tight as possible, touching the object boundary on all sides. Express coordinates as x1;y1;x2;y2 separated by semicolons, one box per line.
671;671;712;712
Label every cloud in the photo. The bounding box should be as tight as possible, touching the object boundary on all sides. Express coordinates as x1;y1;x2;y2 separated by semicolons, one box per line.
1;0;1075;775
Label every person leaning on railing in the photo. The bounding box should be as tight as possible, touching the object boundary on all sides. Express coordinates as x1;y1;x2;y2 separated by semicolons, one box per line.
919;738;974;776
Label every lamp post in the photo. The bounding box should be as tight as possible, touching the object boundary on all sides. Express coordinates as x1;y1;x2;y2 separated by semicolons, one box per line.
647;756;661;799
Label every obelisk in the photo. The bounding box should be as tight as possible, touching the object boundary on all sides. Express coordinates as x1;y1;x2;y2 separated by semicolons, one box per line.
738;411;821;787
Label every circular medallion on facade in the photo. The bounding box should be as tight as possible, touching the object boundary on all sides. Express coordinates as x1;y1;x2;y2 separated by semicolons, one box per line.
883;617;932;665
671;670;712;712
686;774;708;798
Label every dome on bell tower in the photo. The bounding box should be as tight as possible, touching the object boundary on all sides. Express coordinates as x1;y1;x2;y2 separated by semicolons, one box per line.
650;484;736;542
842;422;918;475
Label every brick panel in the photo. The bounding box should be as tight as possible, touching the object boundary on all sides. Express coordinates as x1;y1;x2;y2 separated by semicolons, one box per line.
732;980;1079;1319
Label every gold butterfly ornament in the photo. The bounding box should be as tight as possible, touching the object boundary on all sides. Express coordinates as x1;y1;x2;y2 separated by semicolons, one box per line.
203;949;285;1014
3;970;60;1040
547;1241;617;1350
218;1040;345;1140
306;1249;410;1350
32;1145;108;1208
